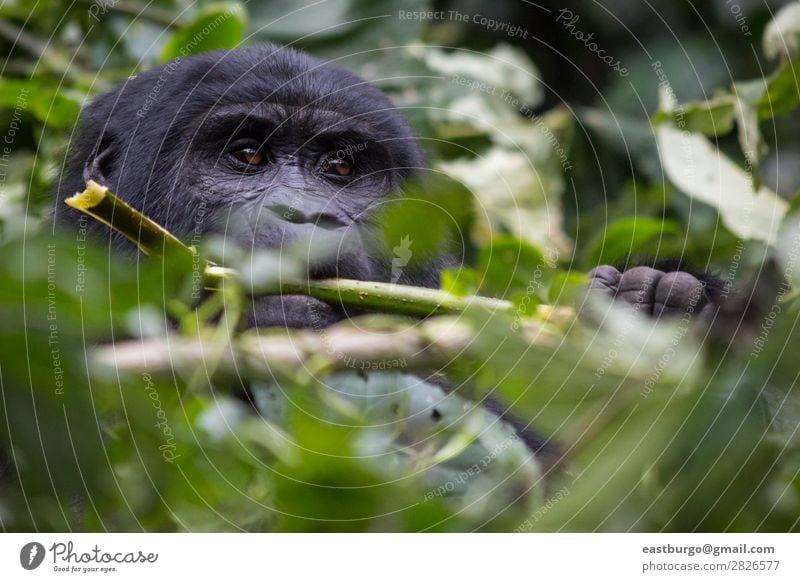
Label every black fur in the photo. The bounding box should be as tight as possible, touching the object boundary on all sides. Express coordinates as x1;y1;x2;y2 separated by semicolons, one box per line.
56;44;438;328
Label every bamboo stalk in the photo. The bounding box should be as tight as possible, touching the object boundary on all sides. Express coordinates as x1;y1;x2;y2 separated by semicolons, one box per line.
252;278;514;317
65;180;193;258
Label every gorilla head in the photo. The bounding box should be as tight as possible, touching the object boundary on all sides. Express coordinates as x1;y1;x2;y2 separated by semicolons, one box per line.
57;44;441;328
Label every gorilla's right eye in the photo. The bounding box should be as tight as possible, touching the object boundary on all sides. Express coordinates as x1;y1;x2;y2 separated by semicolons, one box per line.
320;158;353;178
230;146;266;167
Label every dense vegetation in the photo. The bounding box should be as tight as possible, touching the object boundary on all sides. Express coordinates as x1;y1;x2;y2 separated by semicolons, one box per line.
1;0;799;531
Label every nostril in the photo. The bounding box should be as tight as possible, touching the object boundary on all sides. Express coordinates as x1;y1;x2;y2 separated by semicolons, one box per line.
264;204;304;223
307;212;346;229
264;204;346;228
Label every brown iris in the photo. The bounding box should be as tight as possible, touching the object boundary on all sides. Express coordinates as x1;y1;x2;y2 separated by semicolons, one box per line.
322;158;352;177
232;147;264;166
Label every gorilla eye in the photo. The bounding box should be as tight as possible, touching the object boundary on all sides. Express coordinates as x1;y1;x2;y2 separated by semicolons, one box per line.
321;158;353;178
231;147;265;167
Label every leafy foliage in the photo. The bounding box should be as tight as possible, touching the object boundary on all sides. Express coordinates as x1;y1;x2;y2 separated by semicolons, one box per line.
1;0;800;532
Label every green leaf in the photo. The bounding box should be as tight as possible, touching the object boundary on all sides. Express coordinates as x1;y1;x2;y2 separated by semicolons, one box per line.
376;174;472;267
652;96;736;136
0;79;82;129
547;271;589;306
441;266;479;297
160;3;247;61
785;190;800;216
586;217;681;266
437;147;571;256
477;236;551;299
757;56;800;118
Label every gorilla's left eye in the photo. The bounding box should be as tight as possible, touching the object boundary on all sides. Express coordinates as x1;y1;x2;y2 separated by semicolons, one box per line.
230;147;266;167
320;158;353;178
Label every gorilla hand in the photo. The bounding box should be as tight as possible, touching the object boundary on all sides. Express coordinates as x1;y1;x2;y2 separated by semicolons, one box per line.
587;265;723;321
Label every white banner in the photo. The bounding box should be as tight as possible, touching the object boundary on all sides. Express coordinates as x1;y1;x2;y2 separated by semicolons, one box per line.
1;534;798;581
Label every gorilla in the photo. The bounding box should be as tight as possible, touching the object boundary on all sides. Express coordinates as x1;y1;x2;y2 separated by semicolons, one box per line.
55;44;726;460
57;44;442;329
56;44;722;325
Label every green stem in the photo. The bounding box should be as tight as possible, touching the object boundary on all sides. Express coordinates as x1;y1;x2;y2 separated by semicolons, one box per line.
66;180;193;258
272;278;513;317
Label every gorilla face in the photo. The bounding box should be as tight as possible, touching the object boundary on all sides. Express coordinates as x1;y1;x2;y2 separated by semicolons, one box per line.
56;45;433;327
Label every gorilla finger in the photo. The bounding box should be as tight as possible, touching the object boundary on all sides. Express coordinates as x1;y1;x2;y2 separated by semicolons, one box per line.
617;266;664;313
587;265;621;296
653;271;708;318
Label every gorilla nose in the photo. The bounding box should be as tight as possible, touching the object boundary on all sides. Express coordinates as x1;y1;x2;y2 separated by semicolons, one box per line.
264;204;347;229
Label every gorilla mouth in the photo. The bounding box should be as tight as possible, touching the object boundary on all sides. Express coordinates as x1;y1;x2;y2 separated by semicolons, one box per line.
250;294;346;330
306;259;374;282
306;260;343;281
303;230;388;283
233;211;386;285
248;243;382;329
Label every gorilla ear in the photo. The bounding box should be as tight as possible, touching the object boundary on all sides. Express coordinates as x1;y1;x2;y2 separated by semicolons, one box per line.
82;136;115;186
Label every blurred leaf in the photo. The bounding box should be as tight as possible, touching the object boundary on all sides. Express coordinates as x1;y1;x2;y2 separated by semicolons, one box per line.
652;96;736;136
757;56;800;118
763;2;800;60
160;3;247;61
0;79;82;128
656;101;787;245
376;173;473;267
547;271;589;306
437;148;571;256
777;213;800;287
586;217;681;266
248;0;356;42
477;236;550;298
441;266;479;296
407;43;544;109
734;96;765;189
